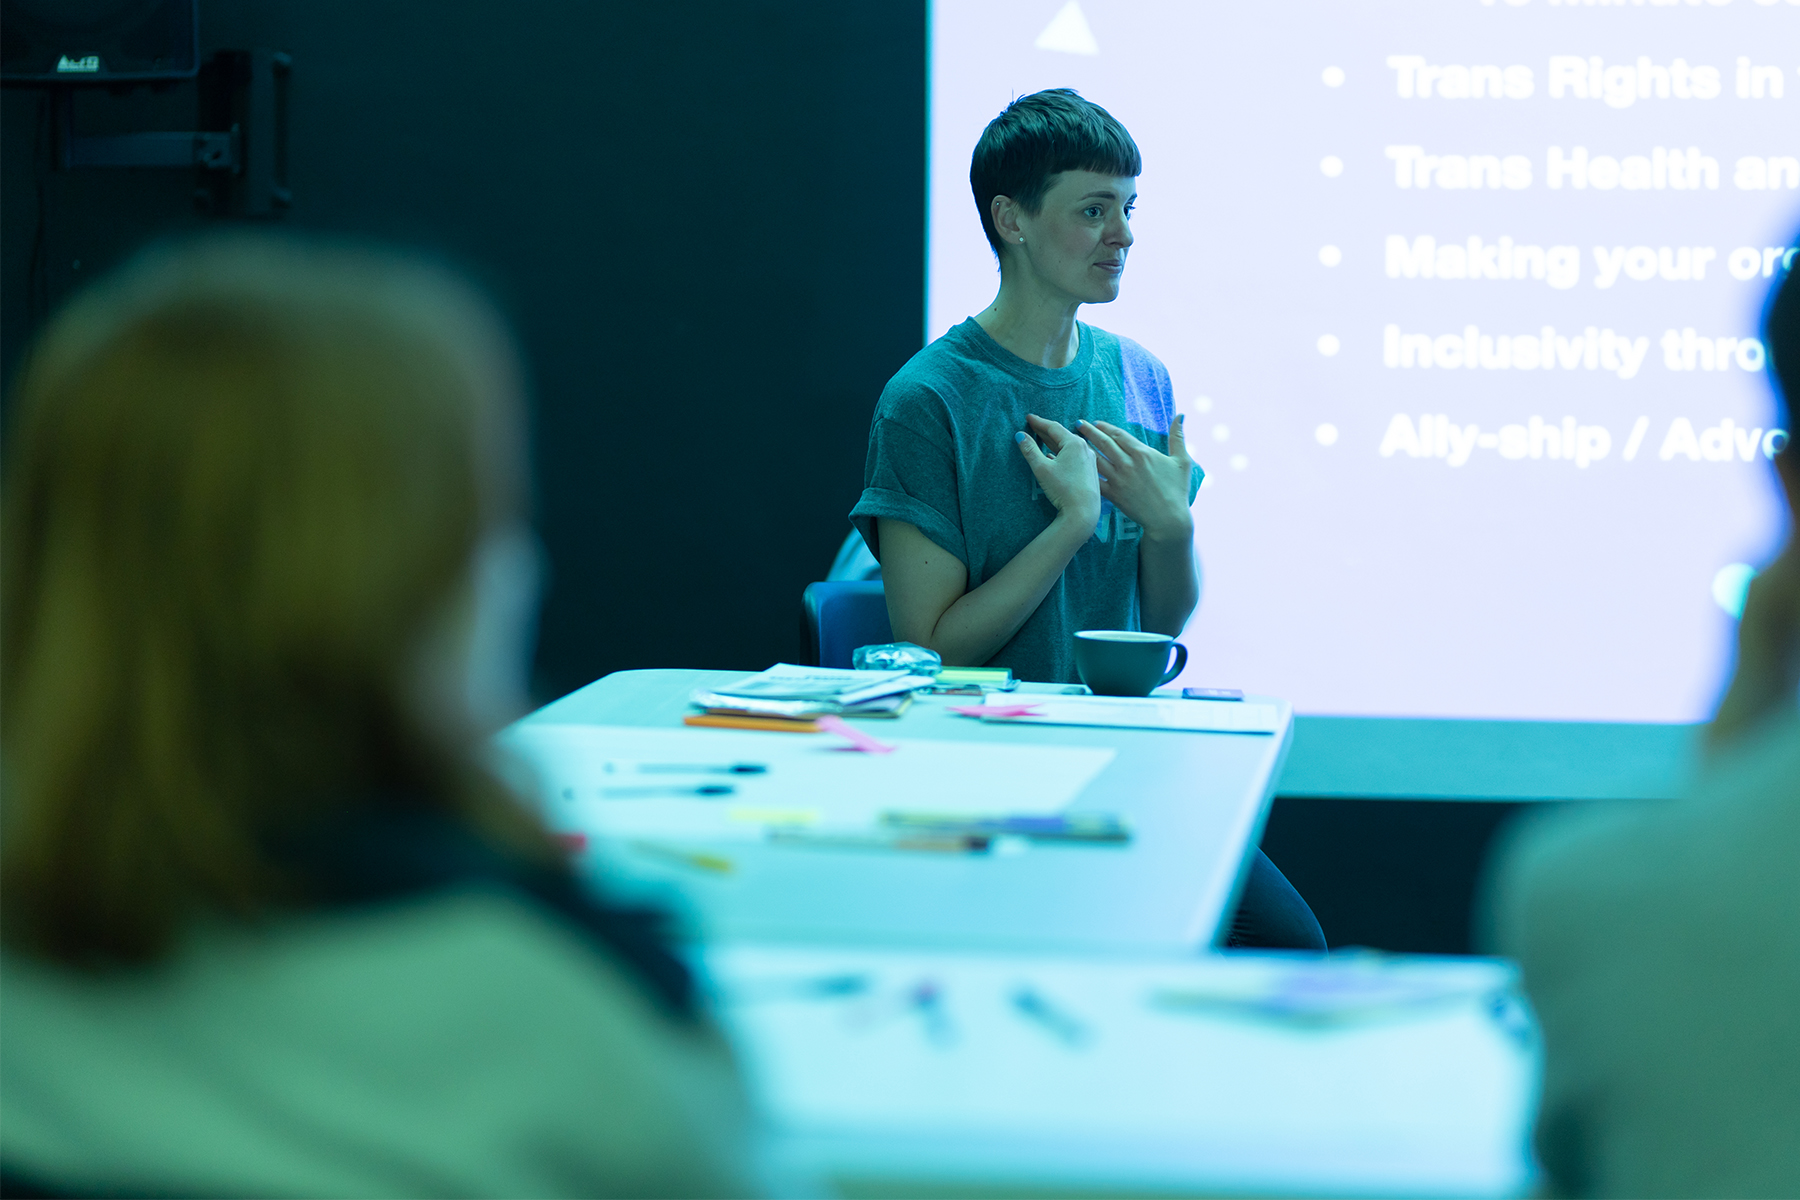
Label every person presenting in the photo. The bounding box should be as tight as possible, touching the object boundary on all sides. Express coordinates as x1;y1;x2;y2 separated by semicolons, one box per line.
852;88;1196;683
850;89;1322;952
1487;262;1800;1197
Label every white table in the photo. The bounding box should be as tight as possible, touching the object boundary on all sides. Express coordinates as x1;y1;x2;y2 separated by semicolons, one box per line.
509;673;1537;1197
708;944;1537;1198
507;668;1293;953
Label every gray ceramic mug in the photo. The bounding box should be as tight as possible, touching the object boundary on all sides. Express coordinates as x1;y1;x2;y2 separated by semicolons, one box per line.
1073;631;1188;697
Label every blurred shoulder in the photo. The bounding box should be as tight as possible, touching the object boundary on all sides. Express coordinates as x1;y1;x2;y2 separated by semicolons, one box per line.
1490;713;1800;1197
1;891;771;1198
1497;712;1800;954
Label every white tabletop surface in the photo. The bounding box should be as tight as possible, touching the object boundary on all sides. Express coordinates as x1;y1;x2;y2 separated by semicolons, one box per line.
506;669;1292;953
708;943;1537;1198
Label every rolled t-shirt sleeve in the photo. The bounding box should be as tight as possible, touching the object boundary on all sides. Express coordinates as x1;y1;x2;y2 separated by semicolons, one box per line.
850;396;967;566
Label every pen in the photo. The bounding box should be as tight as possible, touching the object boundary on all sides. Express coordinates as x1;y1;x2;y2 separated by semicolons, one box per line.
797;973;872;997
1011;985;1092;1046
631;762;768;775
881;812;1130;843
600;784;736;798
767;829;992;854
729;973;872;1002
909;979;955;1045
627;841;736;874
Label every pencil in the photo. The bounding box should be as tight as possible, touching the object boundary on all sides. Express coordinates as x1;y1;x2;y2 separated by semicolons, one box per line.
684;714;820;733
628;841;736;874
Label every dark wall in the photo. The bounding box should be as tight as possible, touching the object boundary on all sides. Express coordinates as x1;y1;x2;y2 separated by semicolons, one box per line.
1258;797;1580;956
3;7;1565;960
1;1;926;701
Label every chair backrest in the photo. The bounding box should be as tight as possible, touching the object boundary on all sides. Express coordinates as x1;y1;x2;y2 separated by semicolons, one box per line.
802;581;892;668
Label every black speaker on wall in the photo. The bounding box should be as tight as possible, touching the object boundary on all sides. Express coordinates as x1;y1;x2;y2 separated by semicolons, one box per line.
1;0;198;84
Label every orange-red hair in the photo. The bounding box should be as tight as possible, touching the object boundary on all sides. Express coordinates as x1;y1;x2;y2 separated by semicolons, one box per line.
2;235;547;965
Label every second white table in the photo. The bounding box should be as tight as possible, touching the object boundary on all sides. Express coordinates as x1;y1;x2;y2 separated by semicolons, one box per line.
504;668;1293;954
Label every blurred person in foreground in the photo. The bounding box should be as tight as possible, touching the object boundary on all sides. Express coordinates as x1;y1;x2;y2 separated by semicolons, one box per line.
0;237;772;1198
1488;261;1800;1197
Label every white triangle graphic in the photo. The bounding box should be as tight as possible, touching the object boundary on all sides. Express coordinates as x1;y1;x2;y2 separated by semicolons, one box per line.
1034;1;1099;55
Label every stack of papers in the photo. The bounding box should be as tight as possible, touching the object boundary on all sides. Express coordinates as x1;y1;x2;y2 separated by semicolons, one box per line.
694;664;935;719
977;692;1280;735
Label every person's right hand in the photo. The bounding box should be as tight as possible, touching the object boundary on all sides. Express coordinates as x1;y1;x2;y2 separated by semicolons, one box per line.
1016;414;1102;526
1707;537;1800;754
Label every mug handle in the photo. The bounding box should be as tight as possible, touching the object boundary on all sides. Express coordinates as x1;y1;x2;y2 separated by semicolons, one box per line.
1158;642;1188;687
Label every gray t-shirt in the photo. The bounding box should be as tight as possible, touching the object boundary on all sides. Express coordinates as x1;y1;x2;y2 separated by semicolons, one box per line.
851;318;1200;684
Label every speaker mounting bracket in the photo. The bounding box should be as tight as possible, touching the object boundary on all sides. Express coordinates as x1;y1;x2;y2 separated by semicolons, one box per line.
54;104;239;171
48;49;290;216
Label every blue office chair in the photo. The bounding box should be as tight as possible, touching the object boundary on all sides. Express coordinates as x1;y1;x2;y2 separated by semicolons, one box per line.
802;580;892;668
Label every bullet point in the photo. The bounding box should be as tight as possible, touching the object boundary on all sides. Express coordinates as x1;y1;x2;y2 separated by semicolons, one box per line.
1321;66;1345;87
1212;423;1230;442
1318;245;1342;267
1194;395;1213;413
1315;423;1340;446
1317;334;1341;357
1320;155;1344;177
1230;454;1249;471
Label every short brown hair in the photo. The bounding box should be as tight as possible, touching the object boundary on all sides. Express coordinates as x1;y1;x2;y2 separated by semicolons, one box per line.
1;235;549;966
970;88;1142;258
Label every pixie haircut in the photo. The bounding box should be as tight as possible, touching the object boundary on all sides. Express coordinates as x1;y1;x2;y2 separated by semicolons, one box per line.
970;88;1142;258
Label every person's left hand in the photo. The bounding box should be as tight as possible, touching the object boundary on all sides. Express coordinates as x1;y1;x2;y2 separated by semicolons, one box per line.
1060;414;1197;542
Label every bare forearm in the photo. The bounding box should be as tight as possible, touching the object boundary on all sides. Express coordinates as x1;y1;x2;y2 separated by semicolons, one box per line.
884;418;1107;669
1137;530;1198;636
927;513;1093;666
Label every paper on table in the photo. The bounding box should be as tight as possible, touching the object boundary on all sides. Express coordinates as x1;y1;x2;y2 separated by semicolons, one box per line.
708;663;932;707
499;723;1116;842
707;944;1533;1197
979;692;1279;735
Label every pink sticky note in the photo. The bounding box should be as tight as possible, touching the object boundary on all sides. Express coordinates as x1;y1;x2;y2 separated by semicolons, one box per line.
958;704;1044;719
817;715;897;754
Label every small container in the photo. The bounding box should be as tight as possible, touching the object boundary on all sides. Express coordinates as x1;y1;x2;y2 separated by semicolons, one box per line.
852;641;943;674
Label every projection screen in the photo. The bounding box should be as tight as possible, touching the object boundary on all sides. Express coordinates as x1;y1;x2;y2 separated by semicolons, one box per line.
928;0;1797;787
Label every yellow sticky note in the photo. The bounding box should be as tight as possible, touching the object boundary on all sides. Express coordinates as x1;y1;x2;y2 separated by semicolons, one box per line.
727;806;819;826
935;666;1013;685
